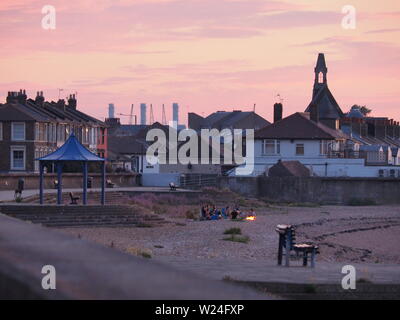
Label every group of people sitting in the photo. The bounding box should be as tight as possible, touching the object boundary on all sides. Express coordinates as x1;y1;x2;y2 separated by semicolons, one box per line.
200;204;256;221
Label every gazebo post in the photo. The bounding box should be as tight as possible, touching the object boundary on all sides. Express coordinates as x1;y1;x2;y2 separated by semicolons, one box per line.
83;161;88;205
101;161;105;205
39;161;44;205
57;162;63;205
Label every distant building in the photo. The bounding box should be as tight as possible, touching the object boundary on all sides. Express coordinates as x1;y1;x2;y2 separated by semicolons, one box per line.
188;110;270;131
305;53;344;130
107;122;221;180
304;53;400;167
230;53;400;177
268;160;311;178
0;90;107;173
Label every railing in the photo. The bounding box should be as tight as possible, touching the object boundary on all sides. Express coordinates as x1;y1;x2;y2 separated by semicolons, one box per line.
179;174;219;189
327;150;360;159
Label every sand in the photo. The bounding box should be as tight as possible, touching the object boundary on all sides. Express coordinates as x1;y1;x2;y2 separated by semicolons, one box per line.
58;205;400;264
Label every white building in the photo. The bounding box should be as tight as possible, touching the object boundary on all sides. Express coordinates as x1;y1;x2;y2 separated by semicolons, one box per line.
232;112;400;178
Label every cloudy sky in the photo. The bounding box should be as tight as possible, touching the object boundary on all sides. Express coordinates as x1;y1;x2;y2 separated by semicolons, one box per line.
0;0;399;124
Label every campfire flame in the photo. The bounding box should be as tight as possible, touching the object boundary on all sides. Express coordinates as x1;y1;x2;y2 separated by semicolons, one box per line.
245;216;256;221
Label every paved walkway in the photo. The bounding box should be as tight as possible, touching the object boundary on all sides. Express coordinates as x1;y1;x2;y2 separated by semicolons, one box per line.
0;186;198;202
155;256;400;285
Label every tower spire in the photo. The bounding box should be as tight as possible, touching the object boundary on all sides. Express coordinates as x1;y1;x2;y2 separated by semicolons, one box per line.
313;53;328;99
314;53;328;86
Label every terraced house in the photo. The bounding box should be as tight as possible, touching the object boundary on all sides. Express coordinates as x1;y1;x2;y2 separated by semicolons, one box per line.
0;90;107;173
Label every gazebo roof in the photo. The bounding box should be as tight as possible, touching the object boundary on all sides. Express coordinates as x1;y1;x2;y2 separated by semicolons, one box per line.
38;133;105;162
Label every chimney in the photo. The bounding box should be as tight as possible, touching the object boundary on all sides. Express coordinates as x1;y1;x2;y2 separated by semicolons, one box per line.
17;89;27;104
6;91;18;104
108;103;115;119
7;90;27;104
105;117;121;127
273;103;283;123
140;103;147;125
35;91;45;107
57;99;66;110
394;123;400;139
374;120;387;139
68;94;77;109
309;103;319;123
172;103;179;125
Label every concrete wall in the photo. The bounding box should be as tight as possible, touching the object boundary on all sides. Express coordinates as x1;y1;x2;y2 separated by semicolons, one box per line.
219;176;400;204
0;173;139;190
141;173;180;187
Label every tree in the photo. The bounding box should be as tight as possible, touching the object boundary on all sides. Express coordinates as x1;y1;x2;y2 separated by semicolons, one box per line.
350;105;372;116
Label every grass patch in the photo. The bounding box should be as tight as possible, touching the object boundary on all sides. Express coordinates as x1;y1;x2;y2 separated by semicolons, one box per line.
126;247;152;259
347;198;376;206
224;227;242;235
185;209;199;220
230;218;246;222
136;223;153;228
357;278;372;284
141;252;152;259
287;202;320;208
222;234;250;244
303;284;317;294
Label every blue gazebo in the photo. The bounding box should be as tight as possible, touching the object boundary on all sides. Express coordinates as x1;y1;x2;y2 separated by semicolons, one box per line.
37;133;106;205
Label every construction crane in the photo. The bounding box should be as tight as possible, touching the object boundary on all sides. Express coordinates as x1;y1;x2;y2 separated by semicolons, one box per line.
150;104;154;124
117;104;136;125
162;104;167;125
129;104;134;125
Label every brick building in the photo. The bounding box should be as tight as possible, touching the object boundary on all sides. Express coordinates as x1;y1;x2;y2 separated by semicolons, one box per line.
0;90;107;173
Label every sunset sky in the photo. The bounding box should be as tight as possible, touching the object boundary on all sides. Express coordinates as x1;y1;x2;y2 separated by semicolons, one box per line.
1;0;399;124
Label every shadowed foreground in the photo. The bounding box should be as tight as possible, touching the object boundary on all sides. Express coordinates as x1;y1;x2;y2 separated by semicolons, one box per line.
0;214;266;300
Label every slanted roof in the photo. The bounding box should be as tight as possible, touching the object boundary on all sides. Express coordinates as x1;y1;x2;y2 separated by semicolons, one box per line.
194;111;270;130
269;160;311;177
108;135;146;155
38;133;104;161
109;124;147;136
306;85;344;119
359;145;382;152
315;53;327;71
0;102;49;121
255;112;348;140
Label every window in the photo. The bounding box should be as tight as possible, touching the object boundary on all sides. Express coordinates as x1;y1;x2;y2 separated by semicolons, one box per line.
262;139;280;155
0;122;2;140
12;122;25;141
320;140;329;155
35;123;40;141
318;72;323;83
11;146;25;170
296;143;305;156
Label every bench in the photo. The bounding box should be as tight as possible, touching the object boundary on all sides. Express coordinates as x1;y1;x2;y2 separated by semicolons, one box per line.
14;188;23;200
106;179;115;188
276;224;319;268
69;192;80;205
169;182;177;191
